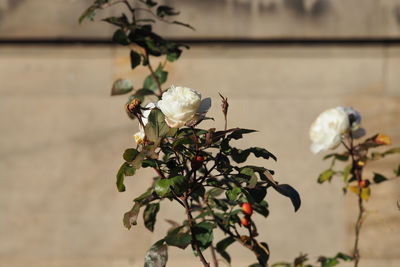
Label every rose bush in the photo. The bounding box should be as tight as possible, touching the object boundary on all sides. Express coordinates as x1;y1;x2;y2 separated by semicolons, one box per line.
309;107;350;154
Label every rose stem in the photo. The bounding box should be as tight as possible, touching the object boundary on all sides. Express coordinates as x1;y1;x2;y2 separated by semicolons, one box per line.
347;134;365;267
183;196;210;267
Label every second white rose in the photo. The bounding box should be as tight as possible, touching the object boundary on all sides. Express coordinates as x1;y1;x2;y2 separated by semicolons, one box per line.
309;107;350;154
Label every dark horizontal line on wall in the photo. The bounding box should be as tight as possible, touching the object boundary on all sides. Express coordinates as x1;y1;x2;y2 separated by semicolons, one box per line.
1;37;400;46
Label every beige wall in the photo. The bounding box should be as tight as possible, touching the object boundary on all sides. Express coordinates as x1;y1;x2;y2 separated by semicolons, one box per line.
1;0;400;38
0;0;400;266
0;45;399;267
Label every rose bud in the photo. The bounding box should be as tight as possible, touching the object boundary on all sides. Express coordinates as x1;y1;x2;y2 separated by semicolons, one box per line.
191;155;204;170
240;217;250;227
359;179;370;188
374;134;391;145
241;202;253;216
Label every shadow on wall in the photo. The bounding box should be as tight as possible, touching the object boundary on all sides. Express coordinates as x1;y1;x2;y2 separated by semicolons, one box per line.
0;0;24;20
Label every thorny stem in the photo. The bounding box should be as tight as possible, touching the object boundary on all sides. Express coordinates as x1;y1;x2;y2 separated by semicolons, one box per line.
183;196;210;267
347;133;364;267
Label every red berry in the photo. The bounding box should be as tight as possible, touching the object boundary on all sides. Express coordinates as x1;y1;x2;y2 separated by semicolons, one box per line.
242;202;253;216
359;179;370;188
191;155;204;170
240;217;250;227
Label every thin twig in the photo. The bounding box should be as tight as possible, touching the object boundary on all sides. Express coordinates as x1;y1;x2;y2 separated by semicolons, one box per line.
145;51;163;97
209;244;219;267
183;196;210;267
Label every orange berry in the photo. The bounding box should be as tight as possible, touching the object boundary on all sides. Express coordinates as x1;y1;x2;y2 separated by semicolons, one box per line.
242;202;253;216
240;217;250;227
359;179;370;188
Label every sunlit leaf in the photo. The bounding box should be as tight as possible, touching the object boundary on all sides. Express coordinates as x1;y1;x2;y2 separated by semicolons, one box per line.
318;169;335;184
111;79;133;96
144;239;168;267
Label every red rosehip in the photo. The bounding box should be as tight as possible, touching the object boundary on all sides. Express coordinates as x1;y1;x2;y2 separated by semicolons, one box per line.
240;217;250;227
359;179;370;188
242;202;253;216
191;155;204;170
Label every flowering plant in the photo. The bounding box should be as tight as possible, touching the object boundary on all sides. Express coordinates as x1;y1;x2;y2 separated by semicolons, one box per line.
310;106;399;267
272;107;399;267
81;1;300;266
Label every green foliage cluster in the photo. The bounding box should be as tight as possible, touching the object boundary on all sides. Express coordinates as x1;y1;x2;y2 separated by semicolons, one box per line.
81;0;191;102
81;1;300;266
317;134;400;201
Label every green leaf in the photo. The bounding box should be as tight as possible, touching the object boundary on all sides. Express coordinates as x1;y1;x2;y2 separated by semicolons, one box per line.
123;148;139;162
226;187;241;201
117;162;126;192
172;21;195;30
165;226;191;249
342;165;352;182
335;252;353;261
193;221;214;250
373;173;389;184
154;176;187;198
156;5;179;18
145;109;170;143
230;147;276;163
216;236;235;263
112;29;129;45
382;147;400;156
130;50;142;69
166;48;182;62
143;64;168;91
111;79;133;96
253;242;270;266
133;88;156;102
318;169;335;183
273;184;301;212
102;15;129;27
123;202;141;229
227;128;257;140
323;153;349;161
252;200;269;217
144;239;168;267
154;179;172;198
143;203;160;232
79;0;111;23
206;188;224;198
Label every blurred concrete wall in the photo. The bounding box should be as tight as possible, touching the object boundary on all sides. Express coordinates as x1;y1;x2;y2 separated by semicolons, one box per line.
0;1;400;267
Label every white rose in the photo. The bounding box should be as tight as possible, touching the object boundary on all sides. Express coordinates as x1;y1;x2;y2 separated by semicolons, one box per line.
309;107;350;154
157;85;210;128
133;102;156;144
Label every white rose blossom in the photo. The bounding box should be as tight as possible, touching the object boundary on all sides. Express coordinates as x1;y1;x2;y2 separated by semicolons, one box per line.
157;85;211;128
133;102;156;144
309;107;350;154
